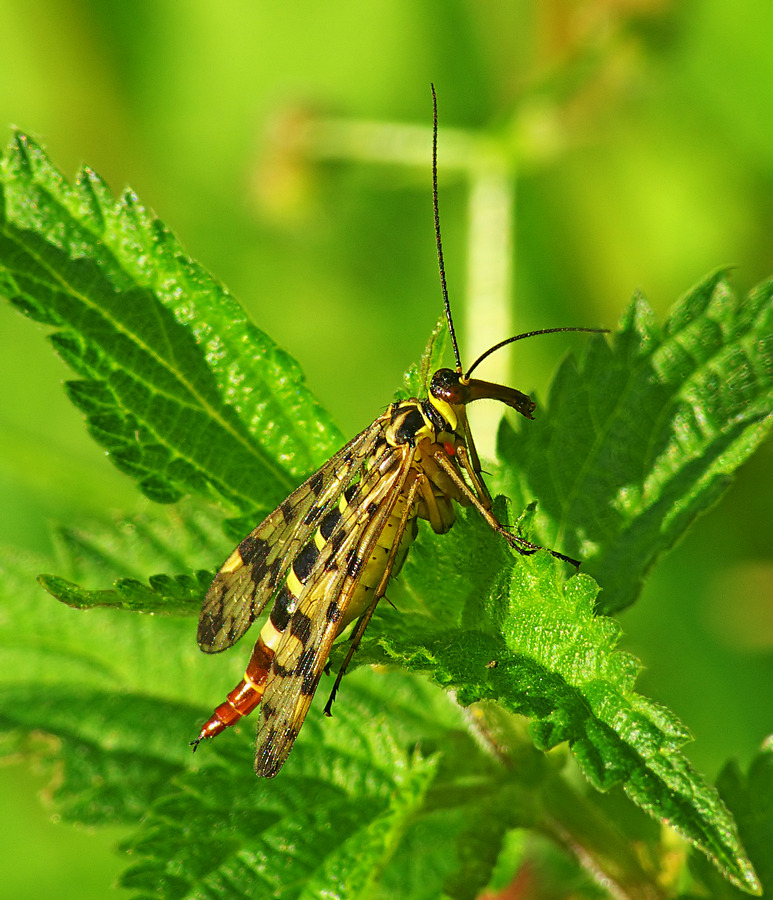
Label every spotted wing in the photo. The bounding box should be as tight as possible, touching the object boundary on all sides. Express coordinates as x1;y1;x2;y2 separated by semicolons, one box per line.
197;419;386;653
253;441;416;777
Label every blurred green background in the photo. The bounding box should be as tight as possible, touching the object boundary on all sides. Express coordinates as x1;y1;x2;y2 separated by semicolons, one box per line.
0;1;771;896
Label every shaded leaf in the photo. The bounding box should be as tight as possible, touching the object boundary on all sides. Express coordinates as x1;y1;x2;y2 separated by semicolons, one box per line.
357;545;760;894
498;271;773;613
688;748;773;897
0;132;342;513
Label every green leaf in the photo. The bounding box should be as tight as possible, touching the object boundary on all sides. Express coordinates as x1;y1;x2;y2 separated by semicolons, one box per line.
0;534;483;897
3;685;194;827
119;684;461;900
688;748;773;897
0;132;343;513
439;779;525;900
498;271;773;613
0;545;206;829
32;500;231;614
38;570;209;615
354;531;760;894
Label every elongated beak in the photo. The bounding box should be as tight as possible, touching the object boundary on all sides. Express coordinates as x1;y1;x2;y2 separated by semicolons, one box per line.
466;378;536;419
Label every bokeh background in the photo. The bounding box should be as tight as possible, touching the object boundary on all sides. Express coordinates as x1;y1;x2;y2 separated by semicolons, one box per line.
0;2;771;896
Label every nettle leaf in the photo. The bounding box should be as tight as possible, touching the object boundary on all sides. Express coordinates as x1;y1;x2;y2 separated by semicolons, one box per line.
36;501;228;615
0;545;209;827
354;535;760;894
0;533;488;899
49;501;226;582
0;132;342;513
498;271;773;613
39;570;209;616
119;679;473;900
685;748;773;898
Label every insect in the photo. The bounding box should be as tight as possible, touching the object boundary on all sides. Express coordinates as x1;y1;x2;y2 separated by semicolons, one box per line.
192;87;606;777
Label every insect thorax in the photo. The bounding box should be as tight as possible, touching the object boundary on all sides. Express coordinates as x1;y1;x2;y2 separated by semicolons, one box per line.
384;395;456;450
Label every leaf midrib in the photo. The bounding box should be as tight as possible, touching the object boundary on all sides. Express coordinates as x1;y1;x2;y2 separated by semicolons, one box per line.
2;223;298;502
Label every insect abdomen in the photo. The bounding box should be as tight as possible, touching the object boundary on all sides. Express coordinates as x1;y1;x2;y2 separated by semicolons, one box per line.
192;639;274;745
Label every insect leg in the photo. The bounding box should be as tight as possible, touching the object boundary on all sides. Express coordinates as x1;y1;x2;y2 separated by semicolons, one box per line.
433;445;581;568
457;409;492;506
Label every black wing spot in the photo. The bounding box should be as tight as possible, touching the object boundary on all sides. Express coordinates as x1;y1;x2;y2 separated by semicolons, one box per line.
308;471;324;496
271;661;293;678
197;614;223;649
239;535;268;567
346;549;363;579
303;502;325;526
262;557;282;587
297;647;319;695
327;530;345;560
279;500;294;524
225;620;243;645
325;601;342;624
270;584;297;632
293;542;319;583
291;611;313;647
297;646;316;675
320;507;342;540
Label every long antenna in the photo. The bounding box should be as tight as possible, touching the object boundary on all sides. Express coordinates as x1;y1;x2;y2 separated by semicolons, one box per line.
465;326;608;378
431;83;462;371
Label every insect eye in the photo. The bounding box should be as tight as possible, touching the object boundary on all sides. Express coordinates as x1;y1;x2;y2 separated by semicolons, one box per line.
430;368;470;404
